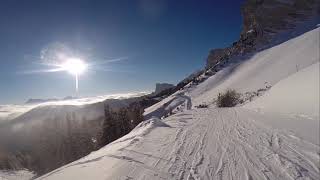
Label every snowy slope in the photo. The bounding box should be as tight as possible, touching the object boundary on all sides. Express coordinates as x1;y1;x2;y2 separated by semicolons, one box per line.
38;28;319;180
243;62;319;145
190;27;319;106
38;108;319;180
245;62;319;117
0;170;35;180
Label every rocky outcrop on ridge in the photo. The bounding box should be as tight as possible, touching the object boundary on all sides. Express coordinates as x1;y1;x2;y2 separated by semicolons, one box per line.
206;0;320;69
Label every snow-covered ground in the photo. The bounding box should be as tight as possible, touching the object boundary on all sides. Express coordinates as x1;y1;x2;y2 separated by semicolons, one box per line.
245;62;319;117
36;27;319;180
38;107;319;180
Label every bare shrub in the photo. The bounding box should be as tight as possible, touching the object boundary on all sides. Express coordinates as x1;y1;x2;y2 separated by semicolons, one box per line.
195;104;208;108
217;89;241;107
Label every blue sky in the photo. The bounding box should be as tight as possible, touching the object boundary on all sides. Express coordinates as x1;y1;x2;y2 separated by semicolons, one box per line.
0;0;243;104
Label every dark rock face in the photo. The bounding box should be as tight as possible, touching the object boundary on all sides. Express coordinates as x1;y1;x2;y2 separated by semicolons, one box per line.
241;0;317;43
206;0;320;69
154;83;175;95
206;49;230;68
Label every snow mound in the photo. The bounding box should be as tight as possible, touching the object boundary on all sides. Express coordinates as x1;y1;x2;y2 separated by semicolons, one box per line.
116;117;171;144
135;117;170;129
144;93;192;119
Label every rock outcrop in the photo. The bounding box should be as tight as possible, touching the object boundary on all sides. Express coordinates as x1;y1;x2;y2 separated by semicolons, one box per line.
206;0;320;69
154;83;175;95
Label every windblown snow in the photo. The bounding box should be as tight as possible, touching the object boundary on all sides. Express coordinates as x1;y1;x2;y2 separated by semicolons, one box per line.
34;28;320;179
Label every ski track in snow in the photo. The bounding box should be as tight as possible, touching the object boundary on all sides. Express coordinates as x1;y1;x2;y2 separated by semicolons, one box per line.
39;107;320;180
160;108;319;180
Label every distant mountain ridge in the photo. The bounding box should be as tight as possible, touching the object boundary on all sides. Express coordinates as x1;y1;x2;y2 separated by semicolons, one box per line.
25;96;78;104
154;83;175;95
25;98;59;104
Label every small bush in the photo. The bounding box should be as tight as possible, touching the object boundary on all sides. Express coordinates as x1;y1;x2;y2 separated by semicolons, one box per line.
217;89;241;107
195;104;208;108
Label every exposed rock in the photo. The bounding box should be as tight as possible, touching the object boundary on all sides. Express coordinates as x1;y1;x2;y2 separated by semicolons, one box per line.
240;0;317;43
206;49;230;68
206;0;320;69
154;83;175;95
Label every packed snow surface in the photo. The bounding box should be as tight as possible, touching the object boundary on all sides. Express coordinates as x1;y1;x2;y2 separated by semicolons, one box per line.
0;170;35;180
36;27;320;180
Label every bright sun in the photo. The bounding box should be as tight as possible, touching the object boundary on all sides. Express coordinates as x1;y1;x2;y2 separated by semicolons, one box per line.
60;58;87;75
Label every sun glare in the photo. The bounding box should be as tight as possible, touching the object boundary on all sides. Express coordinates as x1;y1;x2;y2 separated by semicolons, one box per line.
60;58;87;75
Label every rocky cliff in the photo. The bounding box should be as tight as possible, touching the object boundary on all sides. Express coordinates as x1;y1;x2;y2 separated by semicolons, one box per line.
206;0;320;69
154;83;175;95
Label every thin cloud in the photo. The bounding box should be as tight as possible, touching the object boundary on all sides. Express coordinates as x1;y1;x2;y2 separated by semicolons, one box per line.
17;68;64;75
89;56;129;66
